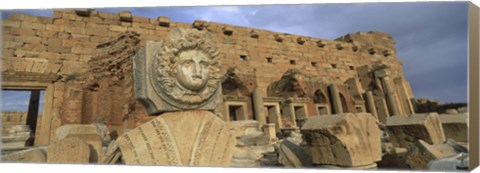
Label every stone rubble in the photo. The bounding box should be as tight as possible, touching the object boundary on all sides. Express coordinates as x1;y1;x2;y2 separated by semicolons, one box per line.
228;120;278;167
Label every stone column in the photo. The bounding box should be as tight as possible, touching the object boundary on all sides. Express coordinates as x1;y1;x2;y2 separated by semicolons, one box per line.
328;84;343;114
253;88;266;125
365;91;378;120
381;76;400;116
26;90;40;135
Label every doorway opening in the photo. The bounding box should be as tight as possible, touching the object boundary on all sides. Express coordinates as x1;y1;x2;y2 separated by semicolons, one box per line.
1;90;45;147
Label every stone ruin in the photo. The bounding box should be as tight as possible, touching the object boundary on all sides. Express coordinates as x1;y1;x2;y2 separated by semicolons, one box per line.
0;9;469;170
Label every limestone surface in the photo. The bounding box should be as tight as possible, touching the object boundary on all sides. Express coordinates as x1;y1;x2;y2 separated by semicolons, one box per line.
55;124;103;162
1;148;46;163
46;137;91;164
117;110;235;166
301;113;381;167
438;113;468;142
386;113;446;147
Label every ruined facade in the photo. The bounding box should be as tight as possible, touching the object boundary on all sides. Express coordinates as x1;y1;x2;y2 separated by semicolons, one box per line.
2;9;416;147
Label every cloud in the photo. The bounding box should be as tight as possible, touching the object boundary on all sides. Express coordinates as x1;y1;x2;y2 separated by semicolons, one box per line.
1;90;45;112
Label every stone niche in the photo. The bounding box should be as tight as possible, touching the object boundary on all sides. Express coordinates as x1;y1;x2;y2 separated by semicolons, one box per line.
301;113;382;167
385;113;446;148
281;98;310;129
263;97;283;132
224;95;250;121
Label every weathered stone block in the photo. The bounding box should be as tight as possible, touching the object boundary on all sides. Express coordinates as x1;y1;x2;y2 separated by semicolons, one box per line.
47;137;91;164
157;16;170;27
119;11;132;22
71;47;94;55
20;21;46;30
193;20;208;30
1;148;46;163
45;24;64;32
301;113;381;167
403;139;466;169
117;110;235;166
278;140;312;167
35;30;57;38
438;113;468;142
109;25;127;32
386;113;445;147
223;26;234;35
3;20;21;28
55;124;105;163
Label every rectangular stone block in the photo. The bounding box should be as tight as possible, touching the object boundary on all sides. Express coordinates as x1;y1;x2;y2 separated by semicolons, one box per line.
301;113;381;167
23;43;47;51
2;41;23;49
14;50;40;58
386;113;446;147
132;16;150;23
55;124;105;162
64;26;86;34
39;51;61;60
20;21;46;30
85;16;104;24
109;25;127;32
438;113;468;142
46;24;64;32
71;47;94;55
98;12;120;20
47;137;91;164
3;20;21;27
36;30;58;37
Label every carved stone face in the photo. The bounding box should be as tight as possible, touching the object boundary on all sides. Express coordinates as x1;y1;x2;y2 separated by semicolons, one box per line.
176;50;210;91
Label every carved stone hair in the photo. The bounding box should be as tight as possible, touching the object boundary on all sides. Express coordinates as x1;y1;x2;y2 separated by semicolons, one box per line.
152;28;221;106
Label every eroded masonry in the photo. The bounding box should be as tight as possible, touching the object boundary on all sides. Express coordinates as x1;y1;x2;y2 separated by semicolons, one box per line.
1;9;469;170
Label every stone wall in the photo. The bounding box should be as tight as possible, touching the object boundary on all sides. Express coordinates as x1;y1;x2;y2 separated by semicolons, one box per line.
2;9;415;145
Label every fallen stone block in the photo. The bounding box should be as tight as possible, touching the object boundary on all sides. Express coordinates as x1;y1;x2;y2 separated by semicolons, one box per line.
386;113;445;147
47;137;92;164
377;147;410;169
301;113;381;167
404;139;465;169
438;113;468;142
55;124;103;163
278;140;312;167
1;148;46;163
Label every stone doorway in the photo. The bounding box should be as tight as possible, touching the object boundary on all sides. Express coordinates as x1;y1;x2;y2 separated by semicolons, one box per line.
1;89;45;147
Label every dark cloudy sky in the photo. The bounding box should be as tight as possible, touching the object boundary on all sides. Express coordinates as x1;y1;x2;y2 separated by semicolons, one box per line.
1;2;469;112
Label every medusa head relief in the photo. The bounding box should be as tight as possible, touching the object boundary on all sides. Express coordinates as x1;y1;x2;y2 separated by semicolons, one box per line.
150;28;221;109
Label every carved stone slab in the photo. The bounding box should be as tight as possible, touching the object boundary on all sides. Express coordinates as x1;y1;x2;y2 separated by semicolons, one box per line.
117;110;235;166
386;113;446;147
301;113;382;167
133;28;222;115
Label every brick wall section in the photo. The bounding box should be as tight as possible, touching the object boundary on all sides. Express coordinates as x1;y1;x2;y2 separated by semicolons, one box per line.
2;9;407;94
2;9;414;136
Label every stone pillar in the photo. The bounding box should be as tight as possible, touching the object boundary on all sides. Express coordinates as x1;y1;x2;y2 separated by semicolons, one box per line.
365;91;378;120
26;90;40;135
381;76;400;116
253;88;266;125
328;84;343;114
